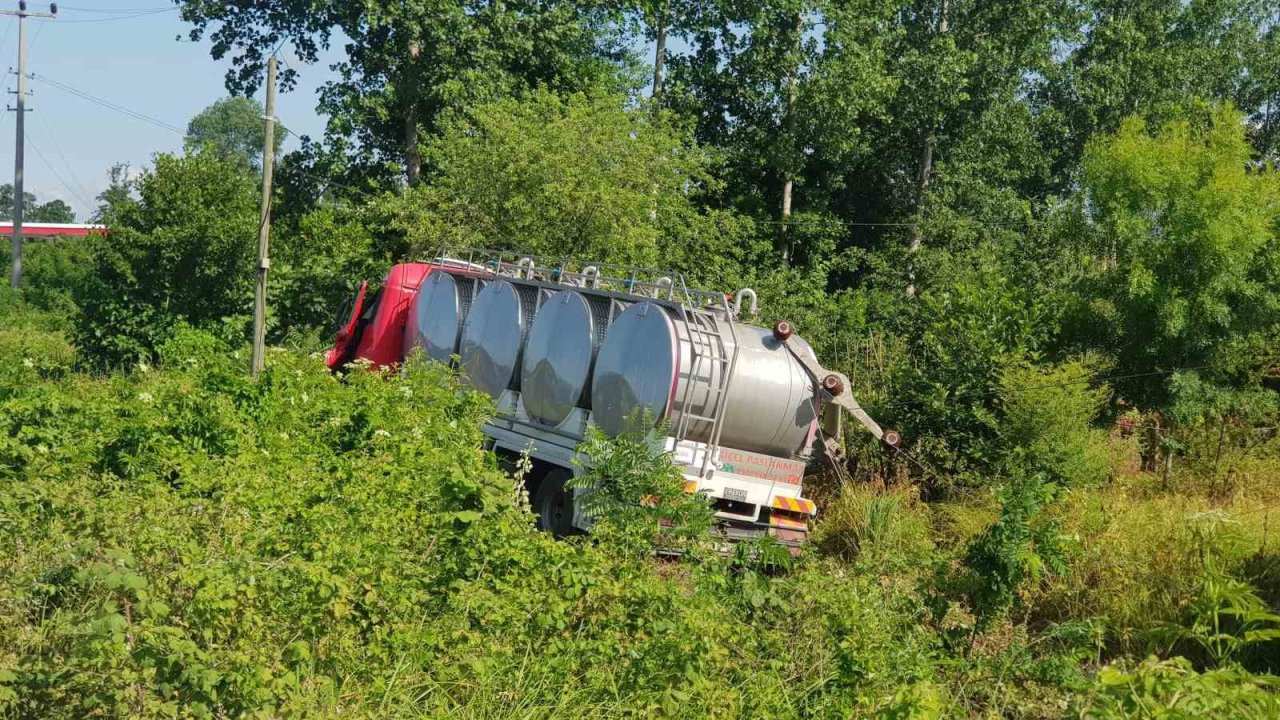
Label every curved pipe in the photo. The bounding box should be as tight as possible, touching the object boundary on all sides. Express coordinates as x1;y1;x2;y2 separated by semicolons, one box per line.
733;288;758;317
516;257;535;279
582;265;600;288
656;276;673;298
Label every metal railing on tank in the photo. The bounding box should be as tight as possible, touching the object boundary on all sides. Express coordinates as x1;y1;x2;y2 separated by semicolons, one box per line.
427;247;736;315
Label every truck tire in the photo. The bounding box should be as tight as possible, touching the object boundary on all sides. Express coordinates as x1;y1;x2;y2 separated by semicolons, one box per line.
533;469;575;537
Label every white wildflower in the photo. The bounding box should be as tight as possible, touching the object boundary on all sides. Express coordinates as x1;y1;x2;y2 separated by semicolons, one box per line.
373;429;391;438
137;392;154;404
22;358;33;368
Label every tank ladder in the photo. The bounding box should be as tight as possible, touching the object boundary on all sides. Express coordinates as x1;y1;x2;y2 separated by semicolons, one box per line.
672;308;741;478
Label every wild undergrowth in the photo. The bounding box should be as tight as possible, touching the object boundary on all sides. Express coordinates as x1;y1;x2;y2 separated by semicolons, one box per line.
2;302;1279;718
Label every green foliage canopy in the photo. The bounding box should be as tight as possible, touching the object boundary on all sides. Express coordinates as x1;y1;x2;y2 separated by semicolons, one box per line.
385;89;739;269
0;183;76;223
1075;105;1280;406
185;95;286;170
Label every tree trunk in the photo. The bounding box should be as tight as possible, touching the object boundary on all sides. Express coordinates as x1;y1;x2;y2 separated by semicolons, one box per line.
904;134;932;296
651;1;669;103
905;0;947;296
403;38;423;186
779;11;802;265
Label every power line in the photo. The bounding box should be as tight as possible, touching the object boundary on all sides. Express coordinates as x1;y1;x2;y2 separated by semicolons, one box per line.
752;218;920;227
33;109;94;209
27;133;93;211
25;16;46;59
866;355;1278;413
0;19;14;61
31;73;184;135
58;8;177;24
59;5;173;12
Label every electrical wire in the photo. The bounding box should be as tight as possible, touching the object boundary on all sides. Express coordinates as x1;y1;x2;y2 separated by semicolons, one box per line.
0;18;15;63
30;72;184;134
57;8;177;24
33;109;95;209
58;5;173;12
27;133;94;212
24;18;47;65
858;355;1280;414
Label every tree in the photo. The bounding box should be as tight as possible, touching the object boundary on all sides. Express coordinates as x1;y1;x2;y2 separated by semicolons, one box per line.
1046;0;1280;170
185;96;286;170
94;162;135;222
1072;105;1280;406
178;1;635;188
0;184;77;223
381;89;745;271
73;152;260;365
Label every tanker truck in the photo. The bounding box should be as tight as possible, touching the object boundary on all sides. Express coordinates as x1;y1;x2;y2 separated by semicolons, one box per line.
326;250;893;550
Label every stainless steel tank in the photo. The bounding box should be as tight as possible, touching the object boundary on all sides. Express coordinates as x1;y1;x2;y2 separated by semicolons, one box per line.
520;290;615;426
404;271;482;364
459;279;540;398
591;301;817;458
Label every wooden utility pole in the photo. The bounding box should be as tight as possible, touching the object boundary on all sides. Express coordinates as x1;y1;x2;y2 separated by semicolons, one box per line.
251;57;277;379
3;2;56;290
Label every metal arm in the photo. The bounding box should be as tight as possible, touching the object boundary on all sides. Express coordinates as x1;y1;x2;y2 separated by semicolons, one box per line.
770;320;899;463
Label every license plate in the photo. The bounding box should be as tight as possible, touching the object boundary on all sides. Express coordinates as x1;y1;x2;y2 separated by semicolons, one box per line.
723;487;748;502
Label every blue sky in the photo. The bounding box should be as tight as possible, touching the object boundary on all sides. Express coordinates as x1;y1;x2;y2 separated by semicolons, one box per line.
0;3;337;219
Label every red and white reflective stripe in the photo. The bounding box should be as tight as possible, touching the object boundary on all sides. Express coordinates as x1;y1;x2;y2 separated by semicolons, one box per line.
771;496;816;515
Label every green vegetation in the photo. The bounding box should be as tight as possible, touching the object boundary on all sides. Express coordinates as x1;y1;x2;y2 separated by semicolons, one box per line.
2;299;1279;717
2;0;1280;715
185;96;288;170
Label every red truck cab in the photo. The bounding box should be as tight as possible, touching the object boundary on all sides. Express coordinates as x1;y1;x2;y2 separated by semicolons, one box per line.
326;261;490;371
326;263;435;371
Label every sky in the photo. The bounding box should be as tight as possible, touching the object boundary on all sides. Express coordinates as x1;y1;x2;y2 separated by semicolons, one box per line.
0;3;338;220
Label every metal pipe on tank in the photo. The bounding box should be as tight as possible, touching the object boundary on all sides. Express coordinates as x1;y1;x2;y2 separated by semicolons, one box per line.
733;288;758;317
516;257;535;279
581;266;600;288
656;276;673;299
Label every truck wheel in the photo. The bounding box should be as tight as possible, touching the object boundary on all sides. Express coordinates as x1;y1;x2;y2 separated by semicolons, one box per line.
533;469;575;537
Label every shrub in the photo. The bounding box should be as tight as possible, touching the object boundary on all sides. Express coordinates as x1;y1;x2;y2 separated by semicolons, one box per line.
812;483;934;570
0;240;92;316
73;151;260;367
884;261;1052;488
998;361;1113;488
570;426;716;558
1074;656;1280;719
962;474;1068;629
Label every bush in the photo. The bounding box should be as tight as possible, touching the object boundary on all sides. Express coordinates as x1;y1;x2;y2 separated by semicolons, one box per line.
0;307;1127;718
812;483;934;570
73;151;260;367
1074;656;1280;719
884;260;1053;488
0;240;93;316
268;206;382;343
999;361;1113;488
